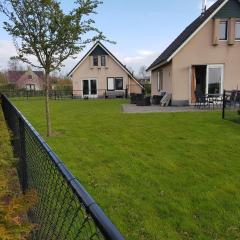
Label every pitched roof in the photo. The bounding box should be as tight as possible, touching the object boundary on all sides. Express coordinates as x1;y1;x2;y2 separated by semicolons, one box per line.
147;0;228;71
68;41;143;88
7;70;44;83
34;71;44;79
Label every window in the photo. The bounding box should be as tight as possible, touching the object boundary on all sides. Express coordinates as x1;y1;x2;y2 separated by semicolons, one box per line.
235;21;240;40
157;71;163;92
101;55;106;66
219;21;228;40
115;78;123;90
93;55;98;66
107;77;123;91
107;77;115;91
26;84;35;91
28;75;32;80
206;65;223;95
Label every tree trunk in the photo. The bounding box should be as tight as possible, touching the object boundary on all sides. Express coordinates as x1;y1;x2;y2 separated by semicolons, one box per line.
44;72;52;137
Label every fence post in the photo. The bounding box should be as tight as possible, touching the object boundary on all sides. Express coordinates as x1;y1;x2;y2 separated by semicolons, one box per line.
18;117;28;193
125;88;128;99
222;90;226;119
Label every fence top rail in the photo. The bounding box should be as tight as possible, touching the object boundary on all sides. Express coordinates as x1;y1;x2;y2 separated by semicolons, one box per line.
224;90;240;93
0;93;124;240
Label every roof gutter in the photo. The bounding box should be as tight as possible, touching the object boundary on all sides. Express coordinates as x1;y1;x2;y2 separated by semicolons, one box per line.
166;0;228;62
146;60;169;72
147;0;229;73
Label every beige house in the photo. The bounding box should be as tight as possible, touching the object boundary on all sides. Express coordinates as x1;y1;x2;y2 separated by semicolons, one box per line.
68;42;143;98
148;0;240;106
7;68;44;90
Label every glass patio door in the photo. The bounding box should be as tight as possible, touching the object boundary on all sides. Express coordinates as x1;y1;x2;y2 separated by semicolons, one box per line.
206;65;224;95
82;79;97;98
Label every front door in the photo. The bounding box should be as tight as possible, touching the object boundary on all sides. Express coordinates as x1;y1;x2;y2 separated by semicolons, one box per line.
82;79;97;98
206;65;224;95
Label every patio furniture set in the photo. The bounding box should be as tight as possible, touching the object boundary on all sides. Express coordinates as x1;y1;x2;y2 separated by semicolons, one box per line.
224;90;240;108
130;92;172;107
194;91;224;109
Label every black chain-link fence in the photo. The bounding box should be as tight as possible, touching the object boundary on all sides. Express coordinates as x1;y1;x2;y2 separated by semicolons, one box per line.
222;90;240;124
0;94;124;240
0;88;133;100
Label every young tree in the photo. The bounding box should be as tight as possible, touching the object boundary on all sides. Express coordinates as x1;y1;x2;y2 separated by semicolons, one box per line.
127;66;135;76
138;65;147;80
0;0;108;136
8;57;24;71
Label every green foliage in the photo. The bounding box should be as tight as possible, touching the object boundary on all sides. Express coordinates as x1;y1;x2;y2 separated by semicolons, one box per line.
0;72;7;86
0;0;111;136
52;78;73;91
143;84;151;95
0;110;37;240
0;0;108;73
13;99;240;240
0;84;16;91
54;85;73;91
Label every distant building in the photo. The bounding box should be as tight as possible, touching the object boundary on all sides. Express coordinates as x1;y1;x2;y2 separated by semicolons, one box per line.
137;76;151;86
7;68;44;90
68;41;143;98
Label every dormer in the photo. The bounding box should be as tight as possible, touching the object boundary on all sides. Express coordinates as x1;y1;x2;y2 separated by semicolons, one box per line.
89;44;109;69
212;0;240;46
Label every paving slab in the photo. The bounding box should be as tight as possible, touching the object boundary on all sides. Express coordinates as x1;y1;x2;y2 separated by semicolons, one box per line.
122;104;217;113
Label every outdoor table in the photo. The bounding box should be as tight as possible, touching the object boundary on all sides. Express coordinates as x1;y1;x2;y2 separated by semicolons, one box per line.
206;94;223;108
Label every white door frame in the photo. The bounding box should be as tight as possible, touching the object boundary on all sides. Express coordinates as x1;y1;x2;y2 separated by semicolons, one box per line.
206;64;224;94
82;79;98;98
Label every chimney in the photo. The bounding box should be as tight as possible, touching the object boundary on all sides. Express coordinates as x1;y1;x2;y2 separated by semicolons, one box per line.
202;0;207;14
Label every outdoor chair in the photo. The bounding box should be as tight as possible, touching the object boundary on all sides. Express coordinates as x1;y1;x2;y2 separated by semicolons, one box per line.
152;92;166;105
160;93;171;107
225;91;239;107
136;94;151;106
130;93;137;104
195;91;208;109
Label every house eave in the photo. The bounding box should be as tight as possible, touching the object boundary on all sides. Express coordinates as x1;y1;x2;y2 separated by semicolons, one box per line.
147;0;229;72
166;0;228;62
68;41;144;89
147;60;169;72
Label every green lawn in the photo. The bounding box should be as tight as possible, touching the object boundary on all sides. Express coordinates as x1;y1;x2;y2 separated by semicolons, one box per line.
13;99;240;240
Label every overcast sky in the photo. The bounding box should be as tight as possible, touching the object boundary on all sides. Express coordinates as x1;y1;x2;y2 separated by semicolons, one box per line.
0;0;217;75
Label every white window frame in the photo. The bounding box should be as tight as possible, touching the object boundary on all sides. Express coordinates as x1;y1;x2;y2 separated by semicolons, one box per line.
115;77;123;91
82;78;98;98
26;84;35;91
107;77;115;91
219;20;228;41
235;20;240;41
101;55;106;66
206;64;224;95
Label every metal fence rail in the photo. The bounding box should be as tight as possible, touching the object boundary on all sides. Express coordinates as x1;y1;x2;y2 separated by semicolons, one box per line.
222;90;240;123
0;94;124;240
0;88;133;100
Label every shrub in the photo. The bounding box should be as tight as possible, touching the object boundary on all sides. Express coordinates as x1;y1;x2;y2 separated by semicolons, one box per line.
0;83;16;91
143;84;151;95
